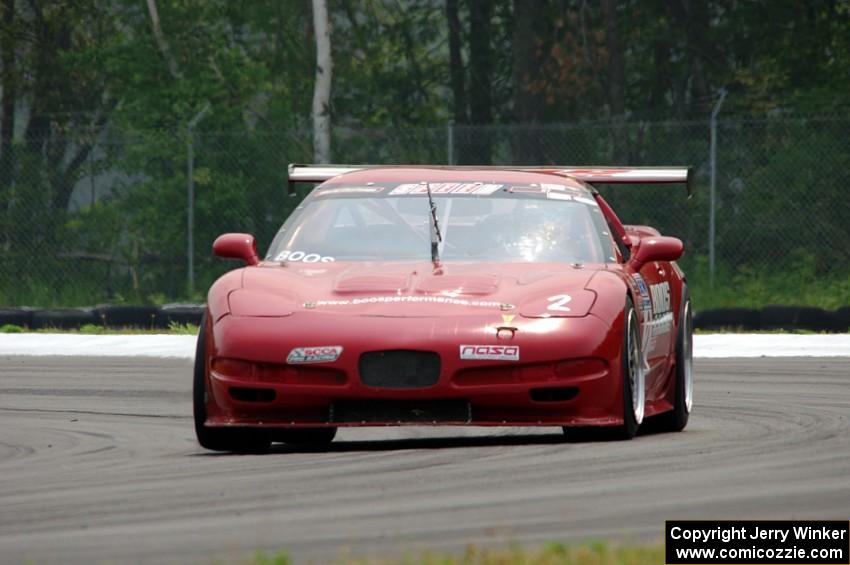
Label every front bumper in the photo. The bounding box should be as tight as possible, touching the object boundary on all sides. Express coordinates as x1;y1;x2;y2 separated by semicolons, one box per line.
203;312;625;427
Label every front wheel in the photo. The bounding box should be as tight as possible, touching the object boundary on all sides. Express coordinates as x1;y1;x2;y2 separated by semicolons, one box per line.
617;296;644;439
193;315;271;453
563;296;644;441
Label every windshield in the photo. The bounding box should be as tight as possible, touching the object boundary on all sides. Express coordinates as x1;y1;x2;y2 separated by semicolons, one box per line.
266;188;617;264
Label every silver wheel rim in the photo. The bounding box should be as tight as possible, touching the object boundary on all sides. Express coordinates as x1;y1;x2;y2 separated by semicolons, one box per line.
683;301;694;413
627;309;645;424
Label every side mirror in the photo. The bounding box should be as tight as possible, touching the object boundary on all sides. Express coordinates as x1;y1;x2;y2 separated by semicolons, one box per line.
629;236;683;271
213;233;259;266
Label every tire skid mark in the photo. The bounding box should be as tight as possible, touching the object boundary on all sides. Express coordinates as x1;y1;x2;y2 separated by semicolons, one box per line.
0;406;189;419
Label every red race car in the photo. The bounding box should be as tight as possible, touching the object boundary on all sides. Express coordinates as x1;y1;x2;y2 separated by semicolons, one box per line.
194;165;694;452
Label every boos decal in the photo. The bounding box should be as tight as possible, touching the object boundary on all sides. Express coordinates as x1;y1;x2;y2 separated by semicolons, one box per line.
459;345;520;361
275;250;335;263
287;346;343;364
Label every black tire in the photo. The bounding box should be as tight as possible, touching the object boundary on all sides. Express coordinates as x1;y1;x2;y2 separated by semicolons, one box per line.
657;288;693;432
31;308;97;330
94;305;158;328
563;296;642;441
0;308;35;328
273;427;337;446
193;315;270;453
615;296;642;439
156;304;205;328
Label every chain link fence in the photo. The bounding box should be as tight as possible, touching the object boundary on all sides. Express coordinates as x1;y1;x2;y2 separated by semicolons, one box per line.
1;116;848;309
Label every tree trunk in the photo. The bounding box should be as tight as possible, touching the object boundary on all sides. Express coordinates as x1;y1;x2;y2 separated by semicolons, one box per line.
0;0;14;251
603;0;627;162
603;0;625;118
145;0;182;80
651;39;671;111
446;0;467;124
511;0;546;164
51;113;108;213
467;0;493;164
666;0;718;116
1;0;16;212
311;0;332;164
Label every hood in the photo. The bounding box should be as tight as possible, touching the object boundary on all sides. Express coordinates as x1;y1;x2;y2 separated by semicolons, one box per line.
229;261;601;318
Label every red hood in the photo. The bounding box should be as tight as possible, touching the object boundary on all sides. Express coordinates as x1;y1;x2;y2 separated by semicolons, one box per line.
227;261;603;318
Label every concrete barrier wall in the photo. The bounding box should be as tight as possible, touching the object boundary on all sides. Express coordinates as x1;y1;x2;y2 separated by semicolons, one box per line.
0;305;205;330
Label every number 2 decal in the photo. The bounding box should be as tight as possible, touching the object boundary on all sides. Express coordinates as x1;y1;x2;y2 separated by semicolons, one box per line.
546;294;572;311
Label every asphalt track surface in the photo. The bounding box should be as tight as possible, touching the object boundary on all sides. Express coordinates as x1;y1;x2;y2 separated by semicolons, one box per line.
0;356;848;565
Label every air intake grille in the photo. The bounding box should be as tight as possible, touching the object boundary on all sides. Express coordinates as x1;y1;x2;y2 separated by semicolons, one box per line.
358;350;441;389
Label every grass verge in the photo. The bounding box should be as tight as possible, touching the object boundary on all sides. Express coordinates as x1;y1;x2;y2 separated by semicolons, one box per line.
243;543;665;565
682;257;850;311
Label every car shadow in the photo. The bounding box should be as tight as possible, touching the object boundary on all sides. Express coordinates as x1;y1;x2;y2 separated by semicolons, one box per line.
193;421;674;456
192;431;569;456
272;431;571;454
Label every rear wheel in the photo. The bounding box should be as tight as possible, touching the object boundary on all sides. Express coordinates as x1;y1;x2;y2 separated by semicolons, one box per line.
193;316;271;453
658;290;693;432
273;427;337;446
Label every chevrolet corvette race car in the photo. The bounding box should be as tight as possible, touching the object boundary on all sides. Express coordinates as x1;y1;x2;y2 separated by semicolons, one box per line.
193;165;694;452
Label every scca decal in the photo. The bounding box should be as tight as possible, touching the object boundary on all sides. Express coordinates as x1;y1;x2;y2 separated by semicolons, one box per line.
287;346;343;364
459;345;520;361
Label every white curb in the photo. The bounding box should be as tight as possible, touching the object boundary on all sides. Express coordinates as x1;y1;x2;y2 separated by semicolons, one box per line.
0;333;848;359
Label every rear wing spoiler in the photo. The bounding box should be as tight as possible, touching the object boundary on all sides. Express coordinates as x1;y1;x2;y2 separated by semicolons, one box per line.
288;164;694;196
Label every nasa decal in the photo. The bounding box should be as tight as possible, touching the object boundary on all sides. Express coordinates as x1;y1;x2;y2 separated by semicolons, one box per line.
459;345;520;361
